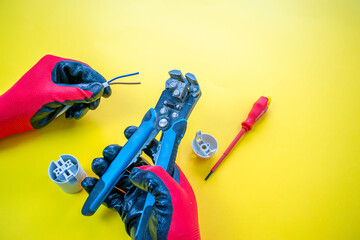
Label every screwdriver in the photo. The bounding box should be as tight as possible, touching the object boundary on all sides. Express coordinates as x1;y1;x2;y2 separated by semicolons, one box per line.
205;96;271;181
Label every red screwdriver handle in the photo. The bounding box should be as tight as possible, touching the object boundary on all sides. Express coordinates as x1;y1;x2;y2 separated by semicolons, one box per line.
241;96;271;131
205;95;271;180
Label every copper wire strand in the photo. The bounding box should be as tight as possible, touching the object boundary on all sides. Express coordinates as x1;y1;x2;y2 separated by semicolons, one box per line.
111;169;132;194
114;186;126;194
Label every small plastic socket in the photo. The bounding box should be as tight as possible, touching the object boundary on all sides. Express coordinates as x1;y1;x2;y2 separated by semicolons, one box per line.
192;131;218;158
48;154;86;194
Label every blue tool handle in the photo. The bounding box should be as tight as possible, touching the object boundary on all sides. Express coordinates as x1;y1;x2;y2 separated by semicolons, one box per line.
82;109;157;216
135;194;156;239
135;120;187;240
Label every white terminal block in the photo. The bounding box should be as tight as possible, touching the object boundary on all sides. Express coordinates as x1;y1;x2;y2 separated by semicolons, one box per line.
48;154;87;194
192;131;218;158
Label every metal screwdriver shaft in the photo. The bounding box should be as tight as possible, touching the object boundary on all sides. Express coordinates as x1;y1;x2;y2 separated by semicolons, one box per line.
205;128;246;180
205;96;271;181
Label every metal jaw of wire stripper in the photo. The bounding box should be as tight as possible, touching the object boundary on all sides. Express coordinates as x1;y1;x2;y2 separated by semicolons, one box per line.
81;70;201;239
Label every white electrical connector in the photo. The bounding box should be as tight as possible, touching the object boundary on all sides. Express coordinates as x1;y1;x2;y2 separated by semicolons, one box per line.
192;131;218;158
48;154;86;194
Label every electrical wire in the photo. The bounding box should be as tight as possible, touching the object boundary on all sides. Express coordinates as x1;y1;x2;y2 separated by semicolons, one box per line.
107;72;139;84
109;82;141;85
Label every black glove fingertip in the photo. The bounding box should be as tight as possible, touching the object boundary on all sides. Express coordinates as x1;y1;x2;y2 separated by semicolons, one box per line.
124;126;138;139
103;144;122;162
74;106;89;119
81;177;98;193
129;167;141;179
103;86;112;98
88;99;100;110
91;157;109;177
129;167;155;193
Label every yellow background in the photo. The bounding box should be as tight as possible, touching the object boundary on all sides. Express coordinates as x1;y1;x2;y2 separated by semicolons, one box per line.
0;0;360;239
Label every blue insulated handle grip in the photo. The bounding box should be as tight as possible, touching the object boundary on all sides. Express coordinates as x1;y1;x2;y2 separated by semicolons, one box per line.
82;109;157;216
135;120;187;240
156;119;187;174
134;194;155;240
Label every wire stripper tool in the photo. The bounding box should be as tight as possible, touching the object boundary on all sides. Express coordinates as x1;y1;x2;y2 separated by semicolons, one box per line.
81;70;201;239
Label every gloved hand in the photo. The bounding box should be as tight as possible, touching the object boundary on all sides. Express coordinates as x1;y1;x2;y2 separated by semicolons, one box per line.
0;55;111;139
81;126;201;240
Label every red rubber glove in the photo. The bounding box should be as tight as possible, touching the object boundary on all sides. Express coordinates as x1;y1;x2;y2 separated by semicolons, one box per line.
82;126;201;240
130;165;201;240
0;55;111;139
